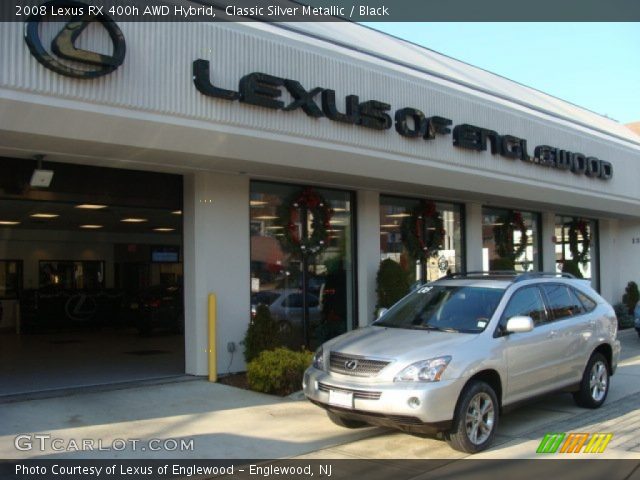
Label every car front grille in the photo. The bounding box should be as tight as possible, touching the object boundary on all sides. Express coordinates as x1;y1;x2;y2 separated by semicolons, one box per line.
317;382;382;400
329;352;390;377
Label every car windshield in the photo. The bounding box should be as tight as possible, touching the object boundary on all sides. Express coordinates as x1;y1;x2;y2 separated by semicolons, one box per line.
374;285;505;333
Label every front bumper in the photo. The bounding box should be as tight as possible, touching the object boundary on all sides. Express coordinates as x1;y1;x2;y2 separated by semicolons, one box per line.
303;366;465;430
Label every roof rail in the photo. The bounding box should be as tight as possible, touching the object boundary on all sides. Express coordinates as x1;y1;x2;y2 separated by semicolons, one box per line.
513;272;576;282
444;271;520;279
442;271;576;283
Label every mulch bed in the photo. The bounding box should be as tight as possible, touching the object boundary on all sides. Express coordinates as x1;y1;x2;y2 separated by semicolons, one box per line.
217;372;250;390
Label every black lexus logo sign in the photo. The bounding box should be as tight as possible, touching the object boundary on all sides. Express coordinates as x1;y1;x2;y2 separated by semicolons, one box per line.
24;0;126;79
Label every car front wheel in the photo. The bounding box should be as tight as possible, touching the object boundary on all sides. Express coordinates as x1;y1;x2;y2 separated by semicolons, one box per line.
446;381;499;453
573;352;609;408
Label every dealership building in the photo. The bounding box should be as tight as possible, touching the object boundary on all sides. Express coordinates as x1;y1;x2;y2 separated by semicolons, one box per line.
0;14;639;394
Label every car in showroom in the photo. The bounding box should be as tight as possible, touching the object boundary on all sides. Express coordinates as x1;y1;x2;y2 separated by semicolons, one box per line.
128;285;183;335
304;271;621;453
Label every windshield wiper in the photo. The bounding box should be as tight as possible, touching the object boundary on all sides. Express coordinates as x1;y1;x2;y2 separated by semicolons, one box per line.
409;324;459;333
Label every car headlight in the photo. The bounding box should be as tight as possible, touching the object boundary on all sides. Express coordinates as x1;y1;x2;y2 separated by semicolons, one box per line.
394;356;451;383
313;347;324;371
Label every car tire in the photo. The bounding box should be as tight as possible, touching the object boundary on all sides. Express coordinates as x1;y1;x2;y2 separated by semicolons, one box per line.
327;411;367;429
446;381;499;453
573;352;609;409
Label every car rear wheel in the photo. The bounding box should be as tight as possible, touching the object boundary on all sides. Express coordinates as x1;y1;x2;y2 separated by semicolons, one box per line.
573;352;609;408
327;411;368;429
446;381;499;453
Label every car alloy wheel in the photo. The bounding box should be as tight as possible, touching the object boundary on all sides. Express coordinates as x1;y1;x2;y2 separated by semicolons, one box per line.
573;352;609;409
589;359;608;403
465;391;495;445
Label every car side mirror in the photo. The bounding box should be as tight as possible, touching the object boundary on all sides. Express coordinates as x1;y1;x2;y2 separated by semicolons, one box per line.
505;315;534;334
377;308;388;320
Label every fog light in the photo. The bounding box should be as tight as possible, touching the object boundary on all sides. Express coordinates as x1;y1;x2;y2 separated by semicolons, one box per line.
408;397;421;409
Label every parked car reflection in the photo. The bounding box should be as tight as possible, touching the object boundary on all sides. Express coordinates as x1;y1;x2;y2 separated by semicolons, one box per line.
127;285;183;335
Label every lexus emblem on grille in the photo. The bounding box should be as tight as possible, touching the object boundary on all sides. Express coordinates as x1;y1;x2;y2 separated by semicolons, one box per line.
345;360;358;370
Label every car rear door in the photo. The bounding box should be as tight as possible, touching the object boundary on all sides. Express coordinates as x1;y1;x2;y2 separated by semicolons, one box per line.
539;283;591;385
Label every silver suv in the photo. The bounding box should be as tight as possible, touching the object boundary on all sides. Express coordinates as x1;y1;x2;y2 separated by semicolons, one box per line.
304;272;621;453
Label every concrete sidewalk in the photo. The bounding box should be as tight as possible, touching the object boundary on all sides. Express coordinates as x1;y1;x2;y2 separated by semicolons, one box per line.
1;329;639;460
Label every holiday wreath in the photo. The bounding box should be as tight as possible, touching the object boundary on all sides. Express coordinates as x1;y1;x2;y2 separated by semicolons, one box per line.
493;210;528;261
276;187;333;256
568;218;590;264
401;200;445;261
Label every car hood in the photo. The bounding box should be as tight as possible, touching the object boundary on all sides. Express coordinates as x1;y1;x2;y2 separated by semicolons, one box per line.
325;325;479;361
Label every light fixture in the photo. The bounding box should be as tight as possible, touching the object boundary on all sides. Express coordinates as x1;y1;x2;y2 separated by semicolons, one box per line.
329;219;344;225
153;227;175;232
30;154;54;188
380;224;400;228
171;210;182;215
30;213;59;219
0;221;20;226
265;226;284;230
387;213;411;218
121;218;148;223
75;204;107;210
250;200;268;207
79;224;103;229
254;215;277;220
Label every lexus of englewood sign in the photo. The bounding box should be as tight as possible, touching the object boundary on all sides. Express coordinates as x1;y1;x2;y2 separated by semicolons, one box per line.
193;60;613;180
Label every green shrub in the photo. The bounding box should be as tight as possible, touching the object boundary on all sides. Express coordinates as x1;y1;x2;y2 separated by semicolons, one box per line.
376;259;410;311
622;281;639;315
246;347;313;396
613;303;634;330
561;260;584;278
490;257;515;271
243;304;280;363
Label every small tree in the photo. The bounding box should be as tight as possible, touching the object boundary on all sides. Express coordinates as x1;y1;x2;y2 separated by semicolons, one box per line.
243;304;279;363
562;260;584;279
622;281;640;315
376;259;410;311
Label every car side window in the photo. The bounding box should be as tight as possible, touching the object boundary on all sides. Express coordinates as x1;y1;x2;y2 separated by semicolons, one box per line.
501;286;548;327
541;284;584;320
574;288;597;312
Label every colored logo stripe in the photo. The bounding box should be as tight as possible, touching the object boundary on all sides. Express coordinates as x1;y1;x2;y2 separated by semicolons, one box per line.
537;433;566;453
583;433;613;453
560;433;590;453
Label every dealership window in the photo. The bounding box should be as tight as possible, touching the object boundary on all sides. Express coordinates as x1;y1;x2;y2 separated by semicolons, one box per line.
0;260;22;299
482;207;540;271
250;181;355;349
555;216;598;283
39;260;105;290
380;196;464;283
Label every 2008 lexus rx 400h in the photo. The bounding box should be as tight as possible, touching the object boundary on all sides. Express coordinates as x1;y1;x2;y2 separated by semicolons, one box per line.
304;272;621;453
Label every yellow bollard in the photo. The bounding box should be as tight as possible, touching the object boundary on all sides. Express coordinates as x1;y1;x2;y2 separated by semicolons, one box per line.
208;293;217;382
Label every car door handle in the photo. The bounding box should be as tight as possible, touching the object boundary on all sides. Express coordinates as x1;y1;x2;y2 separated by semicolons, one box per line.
547;330;557;338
